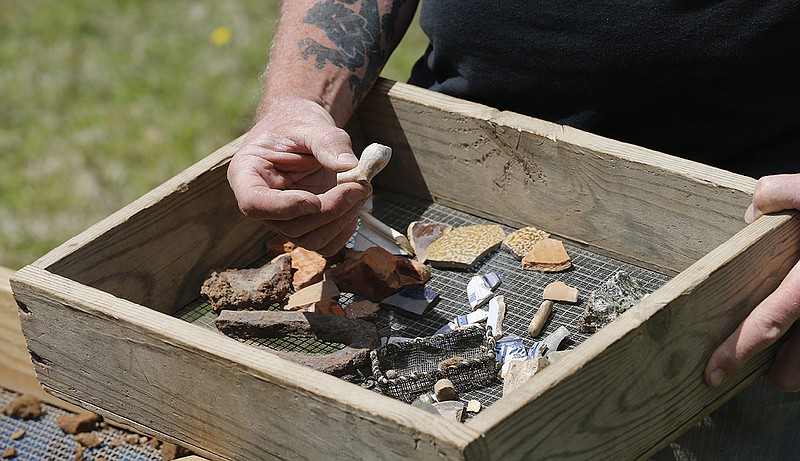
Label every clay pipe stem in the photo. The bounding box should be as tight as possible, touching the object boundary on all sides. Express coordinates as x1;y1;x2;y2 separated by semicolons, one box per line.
358;210;415;255
336;143;392;185
528;300;554;337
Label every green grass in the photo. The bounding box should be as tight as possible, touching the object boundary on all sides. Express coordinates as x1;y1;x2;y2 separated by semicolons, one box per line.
0;1;428;269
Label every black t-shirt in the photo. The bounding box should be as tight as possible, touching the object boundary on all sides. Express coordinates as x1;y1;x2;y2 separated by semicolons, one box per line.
408;1;800;177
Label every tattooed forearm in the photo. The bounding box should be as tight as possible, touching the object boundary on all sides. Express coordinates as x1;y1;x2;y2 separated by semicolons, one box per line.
299;0;410;104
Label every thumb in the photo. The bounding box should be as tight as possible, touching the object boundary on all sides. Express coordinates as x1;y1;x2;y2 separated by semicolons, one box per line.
745;174;800;223
704;260;800;388
305;125;359;173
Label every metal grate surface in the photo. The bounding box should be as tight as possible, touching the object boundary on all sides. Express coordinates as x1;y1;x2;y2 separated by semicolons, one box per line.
0;389;163;461
174;190;671;409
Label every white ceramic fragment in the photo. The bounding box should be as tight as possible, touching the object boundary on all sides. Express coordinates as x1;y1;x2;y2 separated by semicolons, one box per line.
434;309;488;335
494;333;527;365
543;325;570;359
502;356;550;396
466;400;482;413
486;295;506;338
386;336;413;345
528;325;571;360
467;272;501;309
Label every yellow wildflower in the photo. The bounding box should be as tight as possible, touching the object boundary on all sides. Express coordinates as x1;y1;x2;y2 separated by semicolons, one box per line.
210;26;231;47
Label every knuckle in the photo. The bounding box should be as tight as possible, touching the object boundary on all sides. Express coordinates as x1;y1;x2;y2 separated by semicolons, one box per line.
753;315;786;344
236;197;260;219
320;127;350;146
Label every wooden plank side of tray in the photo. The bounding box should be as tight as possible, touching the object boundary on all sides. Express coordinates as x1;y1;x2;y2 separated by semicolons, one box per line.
0;266;82;412
37;136;267;314
360;79;755;274
11;266;476;461
465;212;800;460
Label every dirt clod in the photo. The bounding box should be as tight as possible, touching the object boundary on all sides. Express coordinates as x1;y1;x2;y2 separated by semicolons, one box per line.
57;412;102;435
3;394;43;420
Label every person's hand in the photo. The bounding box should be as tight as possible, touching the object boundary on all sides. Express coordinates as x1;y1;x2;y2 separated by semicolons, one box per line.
705;174;800;392
227;97;371;256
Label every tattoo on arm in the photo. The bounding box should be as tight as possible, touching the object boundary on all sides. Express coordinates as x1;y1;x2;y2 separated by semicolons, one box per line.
299;0;409;104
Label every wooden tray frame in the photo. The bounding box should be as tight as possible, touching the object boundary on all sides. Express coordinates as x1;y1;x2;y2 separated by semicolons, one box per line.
10;79;800;460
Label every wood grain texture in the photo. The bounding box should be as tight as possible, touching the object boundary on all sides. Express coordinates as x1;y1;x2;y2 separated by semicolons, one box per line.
0;266;82;412
11;266;476;461
466;212;800;460
38;135;267;314
360;79;756;274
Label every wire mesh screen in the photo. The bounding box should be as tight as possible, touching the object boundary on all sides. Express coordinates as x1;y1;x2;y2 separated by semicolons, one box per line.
174;189;671;410
0;389;163;461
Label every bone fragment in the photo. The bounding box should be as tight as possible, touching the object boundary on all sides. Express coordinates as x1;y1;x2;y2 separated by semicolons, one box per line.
528;300;554;337
336;143;392;185
215;310;380;376
434;378;457;401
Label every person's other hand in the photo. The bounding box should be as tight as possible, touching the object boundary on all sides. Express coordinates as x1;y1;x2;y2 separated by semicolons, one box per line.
227;97;371;256
706;174;800;392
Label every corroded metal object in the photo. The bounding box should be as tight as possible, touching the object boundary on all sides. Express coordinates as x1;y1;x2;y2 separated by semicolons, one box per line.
215;310;380;376
200;254;292;313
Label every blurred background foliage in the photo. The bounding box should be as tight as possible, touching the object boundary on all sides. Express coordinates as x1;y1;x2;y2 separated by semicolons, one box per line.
0;1;428;269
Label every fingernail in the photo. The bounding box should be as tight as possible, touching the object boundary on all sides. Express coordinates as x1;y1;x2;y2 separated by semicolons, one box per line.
744;204;761;224
301;200;318;215
337;153;358;169
709;369;726;388
345;188;365;205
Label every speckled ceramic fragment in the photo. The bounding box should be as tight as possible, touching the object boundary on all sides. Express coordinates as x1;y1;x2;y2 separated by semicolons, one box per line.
502;226;550;259
424;224;506;269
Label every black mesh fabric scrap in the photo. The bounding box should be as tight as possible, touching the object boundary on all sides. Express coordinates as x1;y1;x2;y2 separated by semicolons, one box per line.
371;325;498;403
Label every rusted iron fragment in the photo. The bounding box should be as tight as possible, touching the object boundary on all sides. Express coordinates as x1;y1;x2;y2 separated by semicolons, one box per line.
215;310;381;376
201;254;292;312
